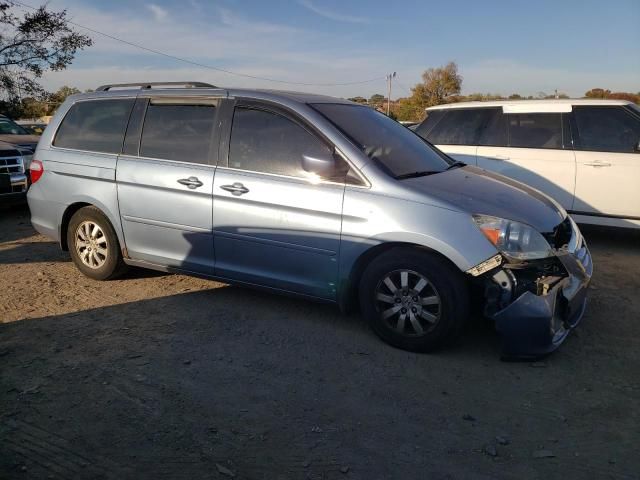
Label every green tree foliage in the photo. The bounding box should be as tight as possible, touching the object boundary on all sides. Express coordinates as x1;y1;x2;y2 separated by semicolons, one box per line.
347;96;367;104
368;93;385;106
48;85;80;105
0;1;91;109
412;62;462;109
585;88;639;103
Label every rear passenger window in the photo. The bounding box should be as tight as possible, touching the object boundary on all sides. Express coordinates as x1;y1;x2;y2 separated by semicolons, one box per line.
507;113;563;149
140;102;216;164
54;99;134;154
425;109;494;145
414;110;445;138
479;110;507;146
228;107;339;180
574;107;640;153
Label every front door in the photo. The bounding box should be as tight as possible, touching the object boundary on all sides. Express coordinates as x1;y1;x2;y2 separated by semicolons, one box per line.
212;102;346;299
116;97;220;274
572;106;640;220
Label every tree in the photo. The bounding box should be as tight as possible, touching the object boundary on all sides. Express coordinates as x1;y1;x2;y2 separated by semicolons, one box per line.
48;85;80;105
369;93;385;106
347;96;367;104
0;1;92;107
412;62;462;109
584;88;611;99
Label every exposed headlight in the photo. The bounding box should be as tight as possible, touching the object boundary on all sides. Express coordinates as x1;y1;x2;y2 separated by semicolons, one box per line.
473;214;553;260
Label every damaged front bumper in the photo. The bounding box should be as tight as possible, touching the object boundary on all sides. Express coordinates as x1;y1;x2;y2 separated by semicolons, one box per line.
476;222;593;358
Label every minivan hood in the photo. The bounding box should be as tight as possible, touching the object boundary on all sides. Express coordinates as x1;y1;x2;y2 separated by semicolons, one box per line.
403;165;566;233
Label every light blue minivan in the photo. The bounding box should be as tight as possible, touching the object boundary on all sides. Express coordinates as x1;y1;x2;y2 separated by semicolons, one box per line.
28;82;592;357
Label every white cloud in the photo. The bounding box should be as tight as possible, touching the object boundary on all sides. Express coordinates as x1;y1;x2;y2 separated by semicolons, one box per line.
38;1;390;97
297;0;370;24
146;3;168;22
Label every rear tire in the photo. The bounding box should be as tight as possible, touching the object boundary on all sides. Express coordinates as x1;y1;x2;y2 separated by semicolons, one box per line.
359;247;469;352
67;206;127;280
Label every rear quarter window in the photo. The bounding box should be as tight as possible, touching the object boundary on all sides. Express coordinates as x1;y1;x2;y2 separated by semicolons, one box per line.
424;108;496;145
53;99;135;154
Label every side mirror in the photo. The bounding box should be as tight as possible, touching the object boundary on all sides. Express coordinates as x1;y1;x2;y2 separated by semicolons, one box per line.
302;151;335;177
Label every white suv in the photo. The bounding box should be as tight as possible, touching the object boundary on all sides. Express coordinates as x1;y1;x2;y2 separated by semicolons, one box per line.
415;99;640;229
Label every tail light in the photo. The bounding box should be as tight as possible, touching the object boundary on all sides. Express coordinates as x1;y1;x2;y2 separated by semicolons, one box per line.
30;159;44;184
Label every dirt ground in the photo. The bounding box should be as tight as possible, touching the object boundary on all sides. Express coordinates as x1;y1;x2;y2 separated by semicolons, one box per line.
1;203;639;480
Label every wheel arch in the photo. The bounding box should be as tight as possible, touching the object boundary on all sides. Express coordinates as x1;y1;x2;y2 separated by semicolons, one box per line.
339;241;464;314
60;201;125;254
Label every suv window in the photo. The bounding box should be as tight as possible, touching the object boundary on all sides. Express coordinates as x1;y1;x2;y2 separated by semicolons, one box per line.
507;113;563;149
574;106;640;153
478;109;508;146
228;106;345;181
414;110;445;138
140;102;216;164
54;99;135;154
424;109;495;145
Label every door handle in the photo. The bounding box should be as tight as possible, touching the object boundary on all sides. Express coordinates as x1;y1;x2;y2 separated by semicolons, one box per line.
220;182;249;196
583;161;611;167
177;176;204;189
493;155;510;161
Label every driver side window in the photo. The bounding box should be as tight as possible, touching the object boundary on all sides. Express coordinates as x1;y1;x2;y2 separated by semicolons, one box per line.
228;106;350;182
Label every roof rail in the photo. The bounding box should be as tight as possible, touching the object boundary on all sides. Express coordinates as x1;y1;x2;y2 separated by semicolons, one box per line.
95;82;217;91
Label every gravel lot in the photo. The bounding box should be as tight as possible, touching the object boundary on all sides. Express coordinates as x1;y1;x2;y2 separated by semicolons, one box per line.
1;203;639;480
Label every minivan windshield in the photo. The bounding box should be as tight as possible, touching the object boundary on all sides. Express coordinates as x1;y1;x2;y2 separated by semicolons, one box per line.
0;117;30;135
311;103;453;179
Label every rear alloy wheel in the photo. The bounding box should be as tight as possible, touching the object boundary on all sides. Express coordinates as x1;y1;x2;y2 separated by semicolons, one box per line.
74;220;109;269
359;248;469;352
67;206;127;280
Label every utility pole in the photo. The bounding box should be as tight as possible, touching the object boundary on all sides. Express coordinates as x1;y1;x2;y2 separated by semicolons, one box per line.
386;72;396;116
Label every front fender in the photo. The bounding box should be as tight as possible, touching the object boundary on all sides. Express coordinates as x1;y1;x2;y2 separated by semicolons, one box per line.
338;188;497;305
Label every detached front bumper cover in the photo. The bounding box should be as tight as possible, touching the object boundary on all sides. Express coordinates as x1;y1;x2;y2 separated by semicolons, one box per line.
490;242;593;359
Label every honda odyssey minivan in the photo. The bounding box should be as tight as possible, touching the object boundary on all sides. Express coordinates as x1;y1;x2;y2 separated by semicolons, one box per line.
27;82;592;357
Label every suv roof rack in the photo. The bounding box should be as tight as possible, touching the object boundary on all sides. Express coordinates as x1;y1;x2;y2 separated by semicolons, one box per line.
95;82;217;91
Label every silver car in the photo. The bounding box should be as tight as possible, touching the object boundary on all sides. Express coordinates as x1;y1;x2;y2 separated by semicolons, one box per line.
27;82;593;357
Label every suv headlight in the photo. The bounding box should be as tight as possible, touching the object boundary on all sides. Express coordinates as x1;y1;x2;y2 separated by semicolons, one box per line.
473;214;553;260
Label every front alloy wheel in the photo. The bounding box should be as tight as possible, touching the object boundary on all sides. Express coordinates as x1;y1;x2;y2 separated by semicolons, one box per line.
359;248;469;352
375;269;441;336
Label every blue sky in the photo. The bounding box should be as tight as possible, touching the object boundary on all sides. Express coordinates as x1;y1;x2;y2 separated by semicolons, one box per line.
33;0;640;98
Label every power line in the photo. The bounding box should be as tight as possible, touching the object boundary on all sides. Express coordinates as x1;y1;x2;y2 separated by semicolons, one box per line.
11;0;387;87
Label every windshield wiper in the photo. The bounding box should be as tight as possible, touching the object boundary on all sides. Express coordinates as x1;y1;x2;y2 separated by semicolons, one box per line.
446;161;467;170
394;170;441;180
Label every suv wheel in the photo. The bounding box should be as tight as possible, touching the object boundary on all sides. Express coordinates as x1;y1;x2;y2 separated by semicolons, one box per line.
359;247;469;352
67;206;127;280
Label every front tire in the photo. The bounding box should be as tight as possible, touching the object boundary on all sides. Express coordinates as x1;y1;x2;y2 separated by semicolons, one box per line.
67;206;127;280
359;247;469;352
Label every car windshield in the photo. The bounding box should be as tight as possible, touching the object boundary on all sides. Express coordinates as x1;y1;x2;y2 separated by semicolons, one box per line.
310;103;452;178
0;118;29;135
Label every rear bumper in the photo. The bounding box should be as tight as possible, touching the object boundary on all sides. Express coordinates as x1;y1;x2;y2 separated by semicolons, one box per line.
26;184;62;242
492;245;593;359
